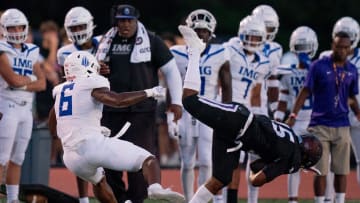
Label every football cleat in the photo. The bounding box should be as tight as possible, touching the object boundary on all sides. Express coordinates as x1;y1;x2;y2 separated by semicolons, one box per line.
148;183;185;203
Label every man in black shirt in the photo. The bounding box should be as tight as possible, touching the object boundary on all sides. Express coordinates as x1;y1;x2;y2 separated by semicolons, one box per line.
96;4;183;203
178;25;323;203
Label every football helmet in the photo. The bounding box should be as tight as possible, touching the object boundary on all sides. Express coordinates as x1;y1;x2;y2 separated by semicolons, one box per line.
299;134;323;169
64;7;95;45
185;9;217;38
238;15;267;52
0;8;28;44
252;5;279;41
290;26;318;58
64;51;100;80
332;16;360;49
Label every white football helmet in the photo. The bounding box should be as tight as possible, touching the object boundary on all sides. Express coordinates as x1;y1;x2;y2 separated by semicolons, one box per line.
332;16;360;49
0;8;28;44
64;51;100;80
252;5;279;41
185;9;217;38
290;26;318;58
64;7;95;45
238;15;267;52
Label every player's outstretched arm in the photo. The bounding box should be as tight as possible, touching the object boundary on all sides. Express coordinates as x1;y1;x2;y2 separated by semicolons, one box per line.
48;107;57;136
92;86;165;108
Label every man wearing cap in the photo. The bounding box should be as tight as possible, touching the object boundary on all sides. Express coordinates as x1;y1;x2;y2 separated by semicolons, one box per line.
95;4;183;203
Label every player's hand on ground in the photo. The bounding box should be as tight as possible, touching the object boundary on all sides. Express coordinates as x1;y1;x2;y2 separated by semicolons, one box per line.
178;25;206;54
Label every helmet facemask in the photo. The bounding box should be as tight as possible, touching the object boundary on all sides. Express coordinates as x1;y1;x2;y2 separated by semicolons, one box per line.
185;9;217;39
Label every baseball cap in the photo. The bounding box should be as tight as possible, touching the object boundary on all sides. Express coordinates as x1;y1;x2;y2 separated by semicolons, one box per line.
114;4;140;19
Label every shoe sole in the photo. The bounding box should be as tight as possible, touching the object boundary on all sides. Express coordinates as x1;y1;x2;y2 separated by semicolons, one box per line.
148;193;185;203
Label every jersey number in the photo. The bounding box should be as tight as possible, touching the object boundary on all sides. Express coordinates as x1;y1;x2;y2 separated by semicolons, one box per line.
59;83;75;117
241;77;252;99
271;121;296;143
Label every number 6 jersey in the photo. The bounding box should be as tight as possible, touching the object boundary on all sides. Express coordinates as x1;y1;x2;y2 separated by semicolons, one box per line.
52;74;109;144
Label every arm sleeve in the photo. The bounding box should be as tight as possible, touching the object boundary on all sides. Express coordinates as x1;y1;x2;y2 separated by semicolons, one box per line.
160;58;183;106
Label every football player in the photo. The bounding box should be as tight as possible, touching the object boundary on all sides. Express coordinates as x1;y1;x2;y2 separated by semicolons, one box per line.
48;51;185;203
318;16;360;203
0;8;46;203
274;26;318;203
56;7;104;203
245;5;283;203
178;24;323;203
170;9;232;203
222;15;271;203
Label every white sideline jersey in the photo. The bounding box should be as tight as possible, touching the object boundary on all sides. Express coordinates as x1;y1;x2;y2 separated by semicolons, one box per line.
57;36;102;66
261;41;283;113
0;41;39;103
224;37;271;107
171;44;229;99
53;74;109;145
279;65;312;121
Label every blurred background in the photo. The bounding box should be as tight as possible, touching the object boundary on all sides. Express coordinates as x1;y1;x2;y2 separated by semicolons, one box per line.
1;0;360;57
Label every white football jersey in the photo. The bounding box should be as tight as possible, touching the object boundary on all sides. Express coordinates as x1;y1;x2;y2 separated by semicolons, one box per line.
53;74;109;143
0;41;39;103
224;37;271;107
57;36;102;66
261;41;283;113
279;66;312;121
171;44;229;99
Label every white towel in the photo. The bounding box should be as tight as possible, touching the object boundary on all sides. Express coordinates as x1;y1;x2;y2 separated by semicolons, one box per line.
130;21;151;63
95;21;151;63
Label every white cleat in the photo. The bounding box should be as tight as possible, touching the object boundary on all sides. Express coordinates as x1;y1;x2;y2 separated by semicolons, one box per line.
178;25;206;54
148;183;185;203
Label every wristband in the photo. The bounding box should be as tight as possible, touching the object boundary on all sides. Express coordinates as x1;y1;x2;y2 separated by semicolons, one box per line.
267;79;279;87
269;102;278;112
289;112;297;119
144;89;153;97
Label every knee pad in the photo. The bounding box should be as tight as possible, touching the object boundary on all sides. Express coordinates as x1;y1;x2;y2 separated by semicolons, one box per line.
0;154;10;166
10;152;25;166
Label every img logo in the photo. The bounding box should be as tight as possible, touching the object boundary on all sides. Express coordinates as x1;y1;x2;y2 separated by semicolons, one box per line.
81;56;89;67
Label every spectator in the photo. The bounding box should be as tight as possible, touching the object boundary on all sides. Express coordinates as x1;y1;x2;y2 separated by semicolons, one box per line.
95;4;183;203
0;8;46;202
287;31;360;203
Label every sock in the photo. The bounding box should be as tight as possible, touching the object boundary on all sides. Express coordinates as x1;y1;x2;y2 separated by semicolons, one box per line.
181;167;195;201
288;172;300;198
314;196;325;203
227;189;238;203
198;165;211;187
247;184;259;203
6;184;19;202
79;197;90;203
213;194;224;203
334;193;345;203
183;48;201;91
325;172;334;201
189;185;213;203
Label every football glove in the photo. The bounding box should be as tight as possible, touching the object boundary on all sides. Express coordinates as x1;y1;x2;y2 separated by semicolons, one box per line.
178;25;206;54
145;86;166;99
